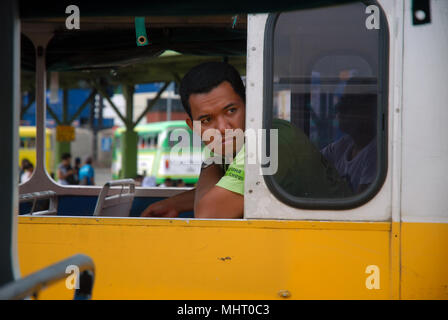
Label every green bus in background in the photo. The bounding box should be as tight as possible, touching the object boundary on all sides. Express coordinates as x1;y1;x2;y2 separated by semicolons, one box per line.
112;121;203;185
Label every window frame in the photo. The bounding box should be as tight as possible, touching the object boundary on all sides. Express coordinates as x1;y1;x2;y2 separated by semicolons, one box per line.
262;1;390;210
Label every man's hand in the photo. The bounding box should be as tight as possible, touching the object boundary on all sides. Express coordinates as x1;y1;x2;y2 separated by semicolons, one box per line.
140;188;195;218
141;198;180;218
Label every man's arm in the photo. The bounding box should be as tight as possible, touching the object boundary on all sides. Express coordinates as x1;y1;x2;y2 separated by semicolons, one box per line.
141;164;223;218
57;168;63;180
194;164;223;212
141;188;195;217
141;163;243;219
195;144;245;219
195;186;244;219
194;164;243;219
90;167;95;185
58;167;73;180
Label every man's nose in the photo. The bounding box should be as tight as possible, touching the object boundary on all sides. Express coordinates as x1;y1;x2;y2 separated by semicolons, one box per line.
216;116;232;135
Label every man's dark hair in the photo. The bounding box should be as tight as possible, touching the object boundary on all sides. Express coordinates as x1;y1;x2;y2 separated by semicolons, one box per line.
337;78;377;116
23;162;33;171
180;62;245;118
61;152;71;161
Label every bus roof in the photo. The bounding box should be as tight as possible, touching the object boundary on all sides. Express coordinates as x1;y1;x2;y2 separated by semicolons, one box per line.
19;126;52;137
114;121;189;136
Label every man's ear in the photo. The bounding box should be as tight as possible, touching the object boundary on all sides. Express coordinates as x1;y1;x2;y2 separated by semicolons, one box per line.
186;117;193;131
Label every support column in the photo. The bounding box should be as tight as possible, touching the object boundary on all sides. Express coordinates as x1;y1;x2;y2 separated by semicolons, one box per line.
54;89;71;173
94;94;103;164
21;24;53;191
90;93;98;162
33;39;52;177
121;85;138;179
0;0;20;285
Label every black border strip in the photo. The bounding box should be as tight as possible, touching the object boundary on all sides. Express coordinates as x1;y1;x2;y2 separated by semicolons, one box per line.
262;0;389;211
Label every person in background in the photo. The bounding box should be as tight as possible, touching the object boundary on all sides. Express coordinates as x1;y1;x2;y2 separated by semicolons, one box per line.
176;179;186;188
142;174;157;187
57;153;76;185
19;158;32;183
134;175;144;187
20;162;34;183
79;156;95;185
321;92;377;193
159;178;174;187
73;157;81;185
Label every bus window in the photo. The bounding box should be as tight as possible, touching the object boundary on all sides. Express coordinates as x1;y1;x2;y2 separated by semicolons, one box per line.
28;137;36;149
138;136;146;150
146;135;158;149
167;128;193;149
264;1;388;209
114;136;121;150
20;137;36;149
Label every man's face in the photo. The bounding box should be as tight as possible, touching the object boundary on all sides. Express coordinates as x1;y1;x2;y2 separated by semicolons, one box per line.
337;104;372;137
337;104;357;135
186;81;245;157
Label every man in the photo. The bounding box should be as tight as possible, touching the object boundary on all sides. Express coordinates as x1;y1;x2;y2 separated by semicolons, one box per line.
57;153;76;185
141;62;350;218
176;179;186;188
79;156;95;185
142;173;157;187
321;91;377;193
141;62;246;219
159;177;174;188
73;157;81;185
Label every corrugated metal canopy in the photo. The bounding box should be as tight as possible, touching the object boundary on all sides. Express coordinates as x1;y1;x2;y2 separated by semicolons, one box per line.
19;0;356;18
19;0;355;86
21;16;247;72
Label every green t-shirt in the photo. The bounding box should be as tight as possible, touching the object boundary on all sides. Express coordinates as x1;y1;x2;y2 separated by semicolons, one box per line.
215;145;245;195
212;119;352;198
271;119;352;198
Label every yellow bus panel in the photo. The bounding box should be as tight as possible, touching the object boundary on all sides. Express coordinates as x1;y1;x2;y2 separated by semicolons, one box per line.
18;217;391;300
401;222;448;300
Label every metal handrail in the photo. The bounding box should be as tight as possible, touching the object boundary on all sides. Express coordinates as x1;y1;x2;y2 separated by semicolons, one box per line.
104;179;135;188
19;190;58;215
0;254;95;300
19;190;56;202
93;179;135;217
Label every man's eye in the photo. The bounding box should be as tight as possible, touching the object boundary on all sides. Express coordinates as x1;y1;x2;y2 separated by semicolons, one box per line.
201;118;210;124
227;108;237;114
